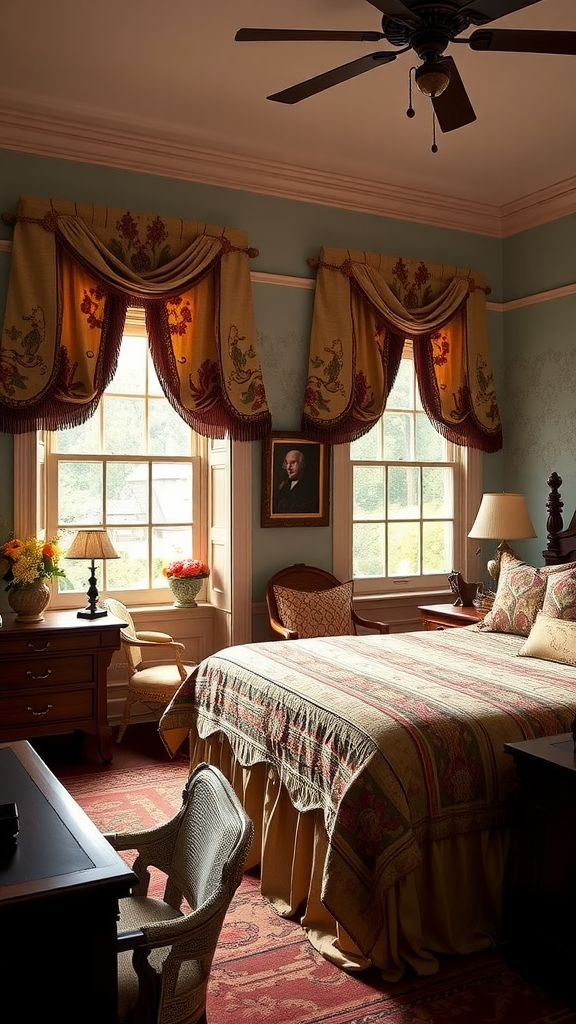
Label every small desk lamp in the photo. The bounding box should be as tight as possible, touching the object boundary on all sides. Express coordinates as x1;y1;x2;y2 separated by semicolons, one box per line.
468;493;536;582
66;529;119;618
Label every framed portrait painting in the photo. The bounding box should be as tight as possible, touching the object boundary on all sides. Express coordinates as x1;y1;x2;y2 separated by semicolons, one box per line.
261;432;330;528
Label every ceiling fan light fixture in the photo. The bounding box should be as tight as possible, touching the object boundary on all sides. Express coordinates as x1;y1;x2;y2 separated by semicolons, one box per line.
415;60;451;98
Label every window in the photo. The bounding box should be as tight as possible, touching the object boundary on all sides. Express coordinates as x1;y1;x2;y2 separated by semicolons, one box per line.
334;344;480;595
45;315;207;607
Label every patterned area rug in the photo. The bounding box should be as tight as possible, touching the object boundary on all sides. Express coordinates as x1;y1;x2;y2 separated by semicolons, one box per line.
64;762;576;1024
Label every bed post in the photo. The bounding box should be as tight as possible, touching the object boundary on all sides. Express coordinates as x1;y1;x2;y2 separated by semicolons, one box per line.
542;471;564;565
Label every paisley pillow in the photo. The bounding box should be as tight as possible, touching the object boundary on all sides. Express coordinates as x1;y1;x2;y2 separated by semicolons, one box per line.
478;552;546;637
273;581;354;639
541;565;576;621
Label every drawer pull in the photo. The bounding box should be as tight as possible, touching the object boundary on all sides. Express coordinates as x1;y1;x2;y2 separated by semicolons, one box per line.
27;641;51;652
25;704;54;716
26;669;52;680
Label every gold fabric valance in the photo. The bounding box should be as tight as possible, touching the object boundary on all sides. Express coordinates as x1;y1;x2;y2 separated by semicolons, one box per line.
0;196;270;440
302;247;502;452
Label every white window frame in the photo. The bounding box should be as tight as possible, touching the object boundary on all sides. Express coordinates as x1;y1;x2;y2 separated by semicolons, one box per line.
41;313;209;608
333;358;483;595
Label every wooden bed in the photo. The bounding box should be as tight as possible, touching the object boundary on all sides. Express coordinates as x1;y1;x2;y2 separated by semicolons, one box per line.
160;471;576;981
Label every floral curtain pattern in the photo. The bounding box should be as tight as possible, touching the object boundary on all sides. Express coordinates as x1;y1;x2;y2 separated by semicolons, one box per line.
302;246;502;452
0;196;270;440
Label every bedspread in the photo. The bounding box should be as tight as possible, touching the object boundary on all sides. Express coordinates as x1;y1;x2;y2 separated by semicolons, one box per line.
160;626;576;960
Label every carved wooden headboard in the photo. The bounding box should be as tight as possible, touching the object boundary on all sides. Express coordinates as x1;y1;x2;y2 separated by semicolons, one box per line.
542;471;576;566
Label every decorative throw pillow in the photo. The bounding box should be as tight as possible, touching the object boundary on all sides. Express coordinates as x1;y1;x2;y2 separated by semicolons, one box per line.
518;611;576;666
541;565;576;621
273;581;354;639
478;552;546;637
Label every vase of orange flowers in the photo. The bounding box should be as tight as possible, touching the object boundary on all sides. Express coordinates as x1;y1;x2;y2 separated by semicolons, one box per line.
162;558;210;608
1;535;66;622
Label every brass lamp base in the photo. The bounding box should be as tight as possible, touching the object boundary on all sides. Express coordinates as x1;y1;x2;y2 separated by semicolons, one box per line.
487;540;517;581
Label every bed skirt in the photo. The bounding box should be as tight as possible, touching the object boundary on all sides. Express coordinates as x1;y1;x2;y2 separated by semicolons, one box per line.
186;728;510;981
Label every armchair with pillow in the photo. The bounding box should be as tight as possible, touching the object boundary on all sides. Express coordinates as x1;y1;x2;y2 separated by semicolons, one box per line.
266;563;390;640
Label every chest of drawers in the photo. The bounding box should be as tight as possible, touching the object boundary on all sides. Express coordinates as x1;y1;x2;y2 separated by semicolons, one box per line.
0;609;124;762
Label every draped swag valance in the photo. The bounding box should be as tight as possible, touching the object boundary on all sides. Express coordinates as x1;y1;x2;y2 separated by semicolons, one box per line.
301;246;502;452
0;195;271;440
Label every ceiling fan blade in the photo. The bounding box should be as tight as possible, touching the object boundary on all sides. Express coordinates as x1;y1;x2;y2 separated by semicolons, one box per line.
462;1;543;25
235;29;385;43
268;52;397;104
431;57;476;133
364;0;418;20
469;28;576;54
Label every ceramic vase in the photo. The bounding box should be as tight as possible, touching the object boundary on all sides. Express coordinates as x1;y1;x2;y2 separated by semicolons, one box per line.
8;580;51;622
167;575;206;608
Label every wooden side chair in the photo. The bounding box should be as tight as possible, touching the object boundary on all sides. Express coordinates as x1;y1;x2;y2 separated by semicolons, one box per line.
103;598;194;742
107;762;254;1024
265;563;390;640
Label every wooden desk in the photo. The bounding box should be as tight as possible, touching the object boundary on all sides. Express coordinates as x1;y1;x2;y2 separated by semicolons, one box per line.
0;609;124;763
419;603;485;630
0;740;135;1022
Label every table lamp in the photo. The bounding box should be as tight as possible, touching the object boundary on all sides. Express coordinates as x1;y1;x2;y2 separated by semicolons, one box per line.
468;493;536;582
66;529;119;618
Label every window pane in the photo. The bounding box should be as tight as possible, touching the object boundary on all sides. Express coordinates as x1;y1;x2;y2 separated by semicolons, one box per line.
58;462;103;525
422;466;453;518
106;527;148;590
388;522;419;576
55;417;100;454
57;527;90;593
423;521;453;575
384;413;412;461
147;352;163;397
151;463;193;523
152;526;194;588
353;466;385;520
387;356;412;408
388;466;420;519
108;335;146;395
416;412;445;462
106;462;149;525
103;397;145;454
149;400;191;456
353;522;385;578
351;423;381;461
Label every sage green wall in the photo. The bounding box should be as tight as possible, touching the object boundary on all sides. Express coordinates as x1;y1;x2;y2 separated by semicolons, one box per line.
7;147;575;603
501;218;576;568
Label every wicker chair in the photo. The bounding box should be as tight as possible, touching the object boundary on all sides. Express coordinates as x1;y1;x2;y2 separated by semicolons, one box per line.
103;598;194;742
265;563;390;640
107;762;254;1024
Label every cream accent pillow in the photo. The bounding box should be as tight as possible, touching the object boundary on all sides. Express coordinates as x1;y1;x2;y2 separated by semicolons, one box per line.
273;581;354;639
518;611;576;666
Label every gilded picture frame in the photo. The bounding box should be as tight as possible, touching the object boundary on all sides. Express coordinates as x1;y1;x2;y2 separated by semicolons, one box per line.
261;432;330;528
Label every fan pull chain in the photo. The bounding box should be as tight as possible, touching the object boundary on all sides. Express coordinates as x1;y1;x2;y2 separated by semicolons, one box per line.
431;110;438;153
406;67;416;119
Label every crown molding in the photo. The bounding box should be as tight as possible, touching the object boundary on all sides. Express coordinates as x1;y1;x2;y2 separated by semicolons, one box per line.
499;175;576;237
0;105;574;240
0;105;500;236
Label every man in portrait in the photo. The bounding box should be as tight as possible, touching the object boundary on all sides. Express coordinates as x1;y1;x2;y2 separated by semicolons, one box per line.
274;448;319;515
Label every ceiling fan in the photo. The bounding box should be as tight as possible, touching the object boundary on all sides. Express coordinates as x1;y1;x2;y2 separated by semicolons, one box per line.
235;0;576;134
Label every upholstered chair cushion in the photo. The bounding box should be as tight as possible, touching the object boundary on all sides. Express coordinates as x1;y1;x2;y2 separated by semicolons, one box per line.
273;581;354;639
518;611;576;666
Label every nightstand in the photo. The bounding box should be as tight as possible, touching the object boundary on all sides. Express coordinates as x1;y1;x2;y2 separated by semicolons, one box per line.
504;732;576;1006
418;603;485;630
